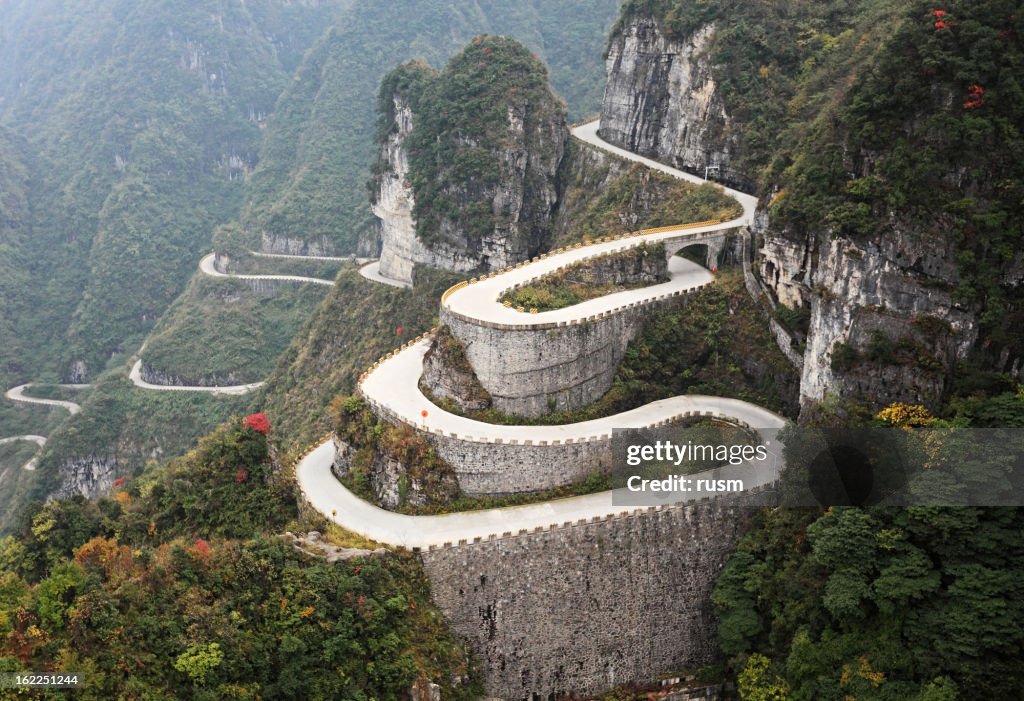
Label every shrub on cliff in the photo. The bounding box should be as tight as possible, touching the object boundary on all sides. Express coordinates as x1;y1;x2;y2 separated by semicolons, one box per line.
377;35;568;254
116;418;292;543
330;394;460;508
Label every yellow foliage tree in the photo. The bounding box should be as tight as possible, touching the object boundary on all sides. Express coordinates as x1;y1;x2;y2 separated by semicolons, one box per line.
875;403;936;428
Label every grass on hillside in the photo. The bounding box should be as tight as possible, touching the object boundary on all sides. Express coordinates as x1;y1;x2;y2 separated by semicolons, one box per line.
556;164;743;246
18;384;90;402
141;275;331;385
261;266;465;455
500;242;668;312
0;400;68;440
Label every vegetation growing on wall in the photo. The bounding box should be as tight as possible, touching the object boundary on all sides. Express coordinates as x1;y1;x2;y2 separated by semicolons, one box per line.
500;243;669;312
331;395;460;509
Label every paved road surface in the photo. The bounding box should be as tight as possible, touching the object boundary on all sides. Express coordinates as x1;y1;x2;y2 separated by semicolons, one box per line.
250;251;372;263
362;340;782;443
572;120;759;221
295;120;785;547
358;260;412;289
296;425;783;549
0;434;47;471
445;240;716;327
128;360;264;395
5;384;86;415
199;253;334;286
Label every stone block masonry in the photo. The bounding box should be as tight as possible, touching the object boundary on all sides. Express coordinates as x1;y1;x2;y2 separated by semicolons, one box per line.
334;431;608;497
440;286;704;418
419;487;776;699
356;389;755;496
442;304;647;418
433;225;730;418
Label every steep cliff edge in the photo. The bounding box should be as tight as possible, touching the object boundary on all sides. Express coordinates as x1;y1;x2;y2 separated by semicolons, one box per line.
602;0;1024;417
601;20;742;189
764;1;1024;416
371;38;568;283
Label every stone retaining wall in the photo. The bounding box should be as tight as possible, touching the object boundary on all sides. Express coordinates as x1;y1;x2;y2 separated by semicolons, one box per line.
419;486;775;699
441;288;701;418
354;395;755;496
436;229;730;417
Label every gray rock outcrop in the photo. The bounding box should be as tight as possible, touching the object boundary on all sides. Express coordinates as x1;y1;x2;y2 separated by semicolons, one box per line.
601;19;745;190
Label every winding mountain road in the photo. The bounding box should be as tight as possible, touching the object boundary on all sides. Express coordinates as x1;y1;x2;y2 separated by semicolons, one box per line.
128;359;265;395
358;260;412;288
5;383;87;415
295;120;785;547
3;384;90;471
573;121;759;219
0;434;47;471
249;251;363;263
126;251;360;394
199;253;335;286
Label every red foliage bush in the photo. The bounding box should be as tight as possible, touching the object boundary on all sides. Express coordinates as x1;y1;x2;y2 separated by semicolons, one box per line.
964;83;985;109
243;412;271;434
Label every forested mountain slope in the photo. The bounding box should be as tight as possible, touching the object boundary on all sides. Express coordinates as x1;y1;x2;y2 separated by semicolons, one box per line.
240;0;621;255
0;0;622;529
603;0;1024;421
0;0;348;386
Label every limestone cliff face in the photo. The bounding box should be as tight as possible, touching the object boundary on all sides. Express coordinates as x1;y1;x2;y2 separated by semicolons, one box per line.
53;456;118;500
373;94;481;284
374;41;568;284
766;219;976;413
260;232;338;257
375;94;567;283
601;20;744;190
600;10;990;416
138;361;249;389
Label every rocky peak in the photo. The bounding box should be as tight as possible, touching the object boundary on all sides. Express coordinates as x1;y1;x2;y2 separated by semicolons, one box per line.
371;37;569;283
